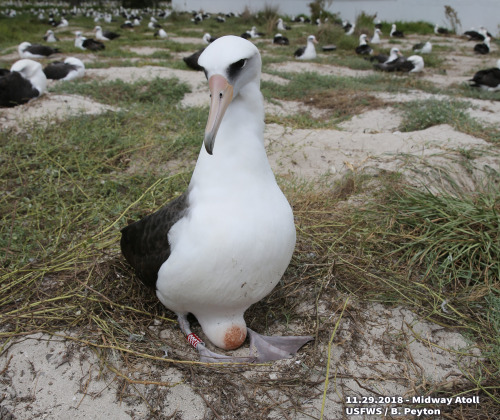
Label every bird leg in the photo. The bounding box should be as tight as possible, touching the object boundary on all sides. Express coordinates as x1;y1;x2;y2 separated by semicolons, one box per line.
178;315;313;363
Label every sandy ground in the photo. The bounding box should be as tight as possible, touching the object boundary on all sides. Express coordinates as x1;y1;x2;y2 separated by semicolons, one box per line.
1;27;499;419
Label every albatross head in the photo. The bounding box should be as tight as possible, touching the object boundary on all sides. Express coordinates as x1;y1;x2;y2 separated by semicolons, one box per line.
198;35;261;155
11;59;47;95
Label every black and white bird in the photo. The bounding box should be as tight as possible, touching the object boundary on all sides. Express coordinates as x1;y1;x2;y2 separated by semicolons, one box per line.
355;34;372;55
469;59;500;91
390;24;404;38
474;36;491;54
18;42;60;59
43;57;85;81
75;31;105;51
370;47;401;64
121;20;134;29
371;28;382;44
154;29;168;39
413;41;432;54
203;33;217;44
94;26;120;41
148;17;162;29
294;35;318;60
276;18;290;31
273;33;289;45
434;24;450;35
43;29;59;43
343;20;355;35
464;27;491;41
0;59;47;107
374;53;424;73
246;26;264;38
120;35;313;363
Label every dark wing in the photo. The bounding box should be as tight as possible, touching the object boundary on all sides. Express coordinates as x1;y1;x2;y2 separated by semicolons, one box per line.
374;57;406;72
104;30;120;40
369;53;388;63
183;48;205;71
470;68;500;87
43;61;76;79
294;46;305;57
474;43;489;54
30;44;60;56
394;59;415;72
355;45;372;55
413;42;424;51
464;31;484;41
83;38;105;51
120;193;189;289
0;71;40;107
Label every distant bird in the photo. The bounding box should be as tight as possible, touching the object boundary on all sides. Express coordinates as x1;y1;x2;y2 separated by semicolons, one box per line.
43;57;85;81
464;28;486;41
43;29;59;43
148;17;162;29
57;17;68;28
154;29;168;39
276;18;290;31
203;33;217;44
474;36;490;54
371;28;382;44
469;59;500;91
216;15;226;23
343;20;355;35
374;53;424;73
434;24;450;35
75;31;105;51
273;33;289;45
295;35;318;60
121;20;134;29
390;24;404;38
413;41;432;54
0;59;47;107
371;47;402;66
94;26;120;41
183;48;205;71
18;42;60;59
355;34;372;55
247;26;264;38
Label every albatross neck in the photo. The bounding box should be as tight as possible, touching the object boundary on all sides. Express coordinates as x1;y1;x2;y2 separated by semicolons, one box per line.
191;80;273;185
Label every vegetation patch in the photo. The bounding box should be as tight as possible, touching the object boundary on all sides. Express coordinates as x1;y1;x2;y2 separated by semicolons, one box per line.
398;99;500;143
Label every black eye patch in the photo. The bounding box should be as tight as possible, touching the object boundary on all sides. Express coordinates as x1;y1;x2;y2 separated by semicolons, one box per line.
227;59;247;80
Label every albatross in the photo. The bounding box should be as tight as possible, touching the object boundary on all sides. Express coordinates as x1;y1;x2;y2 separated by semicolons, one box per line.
294;35;318;60
121;35;313;363
0;59;47;107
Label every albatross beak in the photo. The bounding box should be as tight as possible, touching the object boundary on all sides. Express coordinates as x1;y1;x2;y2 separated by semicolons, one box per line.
204;74;234;155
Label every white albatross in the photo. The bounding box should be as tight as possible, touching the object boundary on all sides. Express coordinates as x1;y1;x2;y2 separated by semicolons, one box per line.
120;35;313;363
294;35;318;60
0;59;47;107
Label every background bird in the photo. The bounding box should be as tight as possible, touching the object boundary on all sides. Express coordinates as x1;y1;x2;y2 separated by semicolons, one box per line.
1;59;47;107
295;35;318;60
469;59;500;91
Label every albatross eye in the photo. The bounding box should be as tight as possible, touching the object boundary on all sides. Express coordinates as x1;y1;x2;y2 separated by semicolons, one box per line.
228;58;247;80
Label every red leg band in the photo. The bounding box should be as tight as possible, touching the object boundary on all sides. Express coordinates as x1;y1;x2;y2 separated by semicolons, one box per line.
186;333;204;348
